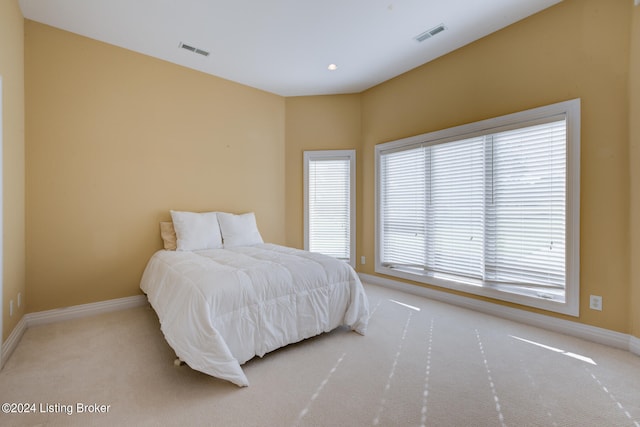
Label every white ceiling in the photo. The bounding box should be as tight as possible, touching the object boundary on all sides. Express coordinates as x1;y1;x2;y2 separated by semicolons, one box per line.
18;0;562;97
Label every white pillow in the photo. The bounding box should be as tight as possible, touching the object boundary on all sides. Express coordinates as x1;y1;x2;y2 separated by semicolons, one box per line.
217;212;264;248
169;210;223;251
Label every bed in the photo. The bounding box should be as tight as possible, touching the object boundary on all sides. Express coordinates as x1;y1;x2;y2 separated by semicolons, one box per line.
139;211;370;386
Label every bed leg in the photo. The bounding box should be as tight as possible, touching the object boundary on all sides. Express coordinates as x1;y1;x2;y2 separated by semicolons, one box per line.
174;357;185;367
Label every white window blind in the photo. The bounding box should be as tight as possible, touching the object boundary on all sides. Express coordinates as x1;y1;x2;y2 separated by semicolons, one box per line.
304;150;355;265
486;121;567;290
376;99;580;315
379;145;426;269
429;136;485;279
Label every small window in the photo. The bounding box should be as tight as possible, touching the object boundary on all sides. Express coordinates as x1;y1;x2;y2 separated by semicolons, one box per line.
375;99;580;316
304;150;356;266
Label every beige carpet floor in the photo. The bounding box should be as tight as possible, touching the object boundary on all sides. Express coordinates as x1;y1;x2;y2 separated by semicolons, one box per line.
0;283;639;427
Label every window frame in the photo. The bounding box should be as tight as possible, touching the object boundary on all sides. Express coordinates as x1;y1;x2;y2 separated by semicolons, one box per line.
304;149;356;267
375;99;580;316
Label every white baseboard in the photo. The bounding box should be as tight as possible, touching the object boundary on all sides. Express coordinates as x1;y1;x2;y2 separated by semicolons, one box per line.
3;282;638;367
631;335;640;356
26;295;147;327
360;273;636;354
1;294;148;368
1;316;27;369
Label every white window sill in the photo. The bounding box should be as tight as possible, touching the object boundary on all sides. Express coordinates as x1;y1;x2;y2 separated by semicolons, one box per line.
375;265;579;317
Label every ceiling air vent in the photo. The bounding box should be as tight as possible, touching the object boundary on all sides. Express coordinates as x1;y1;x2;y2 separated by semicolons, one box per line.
179;42;210;57
414;24;447;43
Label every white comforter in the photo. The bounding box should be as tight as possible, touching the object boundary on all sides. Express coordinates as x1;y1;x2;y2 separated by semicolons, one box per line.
140;243;369;386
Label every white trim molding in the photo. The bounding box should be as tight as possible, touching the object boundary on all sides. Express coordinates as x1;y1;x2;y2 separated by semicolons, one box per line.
26;295;147;327
1;295;147;368
1;316;27;369
631;335;640;356
374;99;581;317
360;273;638;355
304;149;356;267
3;284;638;369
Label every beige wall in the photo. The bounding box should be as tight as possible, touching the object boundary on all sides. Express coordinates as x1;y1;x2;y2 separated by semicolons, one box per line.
630;2;640;340
360;0;632;332
8;0;639;340
1;0;26;341
284;95;362;249
281;0;638;335
25;21;286;312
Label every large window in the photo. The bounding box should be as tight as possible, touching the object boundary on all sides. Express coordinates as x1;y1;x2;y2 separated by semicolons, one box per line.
376;100;580;316
304;150;355;266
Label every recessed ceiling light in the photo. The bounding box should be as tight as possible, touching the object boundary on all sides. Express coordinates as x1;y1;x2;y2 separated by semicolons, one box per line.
327;64;338;71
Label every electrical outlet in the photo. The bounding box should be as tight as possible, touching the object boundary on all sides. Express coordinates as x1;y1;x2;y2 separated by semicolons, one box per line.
589;295;602;311
361;256;366;265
